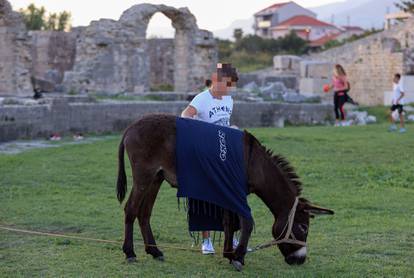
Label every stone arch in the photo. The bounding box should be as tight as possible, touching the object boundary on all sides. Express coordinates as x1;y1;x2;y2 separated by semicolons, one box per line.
63;4;217;94
119;4;198;92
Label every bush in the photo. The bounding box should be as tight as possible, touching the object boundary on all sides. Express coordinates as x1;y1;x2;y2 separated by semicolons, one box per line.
19;4;71;31
150;84;174;92
217;31;308;73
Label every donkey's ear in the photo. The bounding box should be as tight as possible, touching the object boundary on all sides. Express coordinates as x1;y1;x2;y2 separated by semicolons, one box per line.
304;203;334;216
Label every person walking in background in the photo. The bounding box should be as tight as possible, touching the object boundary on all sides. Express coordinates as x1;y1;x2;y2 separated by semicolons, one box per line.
388;73;406;133
181;63;239;254
330;64;350;126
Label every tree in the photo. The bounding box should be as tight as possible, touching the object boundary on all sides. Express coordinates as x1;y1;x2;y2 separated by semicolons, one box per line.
279;31;307;54
20;4;45;30
234;35;264;53
395;0;414;14
19;4;71;31
46;13;57;31
233;28;243;42
57;11;71;31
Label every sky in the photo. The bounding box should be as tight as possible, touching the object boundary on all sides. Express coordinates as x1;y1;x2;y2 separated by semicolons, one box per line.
11;0;344;36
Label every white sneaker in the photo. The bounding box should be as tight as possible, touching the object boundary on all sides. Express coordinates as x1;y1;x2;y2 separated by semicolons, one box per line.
201;238;215;255
233;238;253;252
388;125;397;132
232;238;239;249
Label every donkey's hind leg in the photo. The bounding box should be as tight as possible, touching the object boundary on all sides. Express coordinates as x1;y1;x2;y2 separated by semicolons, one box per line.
137;172;164;260
122;186;142;262
122;168;157;262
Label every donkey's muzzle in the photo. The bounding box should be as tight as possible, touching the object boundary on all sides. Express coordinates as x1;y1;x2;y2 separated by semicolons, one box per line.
285;247;307;265
285;255;306;265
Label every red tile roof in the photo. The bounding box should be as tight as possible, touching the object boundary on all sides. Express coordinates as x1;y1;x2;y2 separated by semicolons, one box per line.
255;1;291;16
272;15;337;29
309;33;341;47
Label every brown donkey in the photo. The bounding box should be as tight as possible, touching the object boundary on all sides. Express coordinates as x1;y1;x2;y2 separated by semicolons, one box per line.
116;114;334;271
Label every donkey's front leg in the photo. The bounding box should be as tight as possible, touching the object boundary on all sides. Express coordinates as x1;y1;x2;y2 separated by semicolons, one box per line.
222;211;236;262
231;216;253;271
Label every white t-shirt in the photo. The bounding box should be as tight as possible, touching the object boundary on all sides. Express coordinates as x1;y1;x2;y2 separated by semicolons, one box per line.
189;90;233;126
392;83;405;105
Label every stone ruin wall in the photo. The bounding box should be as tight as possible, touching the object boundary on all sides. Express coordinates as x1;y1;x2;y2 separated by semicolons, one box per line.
0;1;217;96
311;18;414;106
62;4;217;94
147;39;174;89
30;30;78;91
0;0;32;96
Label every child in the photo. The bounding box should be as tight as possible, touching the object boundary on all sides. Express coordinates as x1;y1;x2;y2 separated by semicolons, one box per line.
388;73;406;133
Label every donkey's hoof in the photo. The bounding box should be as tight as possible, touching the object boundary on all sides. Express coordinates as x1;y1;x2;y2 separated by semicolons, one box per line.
231;260;243;272
126;257;137;263
154;255;165;262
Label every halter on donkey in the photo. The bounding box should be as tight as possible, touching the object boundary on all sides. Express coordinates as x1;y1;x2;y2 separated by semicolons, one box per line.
116;114;334;271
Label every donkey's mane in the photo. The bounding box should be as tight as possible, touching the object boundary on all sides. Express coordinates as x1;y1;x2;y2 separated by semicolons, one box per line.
246;131;302;195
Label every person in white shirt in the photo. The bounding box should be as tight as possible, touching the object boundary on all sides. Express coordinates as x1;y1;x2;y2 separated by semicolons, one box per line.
181;63;238;255
389;73;406;133
182;64;236;127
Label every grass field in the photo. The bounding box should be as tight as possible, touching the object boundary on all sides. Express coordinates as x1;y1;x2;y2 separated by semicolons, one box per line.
1;123;413;277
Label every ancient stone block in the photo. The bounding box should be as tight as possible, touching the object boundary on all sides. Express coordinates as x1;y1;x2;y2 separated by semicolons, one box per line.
273;55;301;75
300;61;333;79
299;78;328;95
30;31;77;91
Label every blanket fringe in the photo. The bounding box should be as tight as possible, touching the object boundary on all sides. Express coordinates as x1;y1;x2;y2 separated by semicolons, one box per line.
177;197;253;247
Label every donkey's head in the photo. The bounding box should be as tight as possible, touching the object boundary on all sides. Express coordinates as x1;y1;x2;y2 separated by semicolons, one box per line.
273;198;334;265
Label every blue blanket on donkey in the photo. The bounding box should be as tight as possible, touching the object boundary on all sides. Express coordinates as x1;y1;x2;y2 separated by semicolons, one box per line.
176;117;252;231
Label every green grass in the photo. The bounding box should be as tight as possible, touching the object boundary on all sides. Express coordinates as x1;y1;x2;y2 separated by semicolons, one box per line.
90;94;164;102
1;124;413;277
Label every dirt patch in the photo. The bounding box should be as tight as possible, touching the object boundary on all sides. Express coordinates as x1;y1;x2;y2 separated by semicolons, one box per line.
0;135;117;154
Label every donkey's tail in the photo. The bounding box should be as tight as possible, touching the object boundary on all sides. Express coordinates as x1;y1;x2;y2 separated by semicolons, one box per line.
116;137;127;203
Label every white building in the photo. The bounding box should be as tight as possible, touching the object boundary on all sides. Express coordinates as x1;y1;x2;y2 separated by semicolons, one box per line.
254;1;316;39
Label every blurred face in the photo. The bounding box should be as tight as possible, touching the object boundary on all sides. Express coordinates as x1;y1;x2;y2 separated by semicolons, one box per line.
393;76;400;84
211;74;237;95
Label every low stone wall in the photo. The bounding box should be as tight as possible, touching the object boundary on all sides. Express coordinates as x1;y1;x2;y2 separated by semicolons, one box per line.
0;101;334;142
